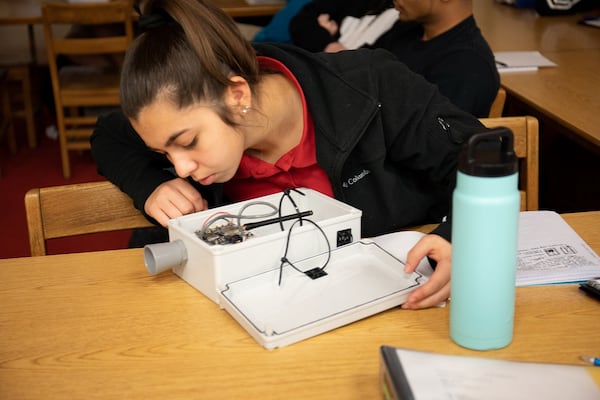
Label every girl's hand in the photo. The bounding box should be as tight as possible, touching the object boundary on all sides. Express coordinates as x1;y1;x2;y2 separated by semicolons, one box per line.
144;178;208;226
401;234;452;310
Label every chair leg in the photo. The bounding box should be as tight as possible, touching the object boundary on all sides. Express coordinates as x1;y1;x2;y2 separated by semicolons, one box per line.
61;145;71;179
21;69;37;148
2;82;16;154
6;64;38;150
55;109;71;179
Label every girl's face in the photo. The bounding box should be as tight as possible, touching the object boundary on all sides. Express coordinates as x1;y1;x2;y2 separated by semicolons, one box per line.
131;96;246;186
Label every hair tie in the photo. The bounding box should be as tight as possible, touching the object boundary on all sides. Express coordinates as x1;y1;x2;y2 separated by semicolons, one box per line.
138;10;176;31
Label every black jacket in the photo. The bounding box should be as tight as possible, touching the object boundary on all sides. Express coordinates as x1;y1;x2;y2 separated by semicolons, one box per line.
90;44;487;239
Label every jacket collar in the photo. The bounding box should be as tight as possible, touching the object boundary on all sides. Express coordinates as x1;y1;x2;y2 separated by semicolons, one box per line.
253;43;380;155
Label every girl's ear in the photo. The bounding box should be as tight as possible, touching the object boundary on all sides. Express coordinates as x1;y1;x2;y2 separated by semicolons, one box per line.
225;75;252;112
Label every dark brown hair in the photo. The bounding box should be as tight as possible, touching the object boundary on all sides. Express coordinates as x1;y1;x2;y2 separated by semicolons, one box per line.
121;0;259;125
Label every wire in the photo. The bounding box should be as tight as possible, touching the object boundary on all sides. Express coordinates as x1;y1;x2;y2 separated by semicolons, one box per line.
196;200;278;239
278;188;306;231
278;218;331;286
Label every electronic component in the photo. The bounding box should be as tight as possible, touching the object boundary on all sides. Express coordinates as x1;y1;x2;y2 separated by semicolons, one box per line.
336;228;353;247
196;210;314;246
197;222;252;245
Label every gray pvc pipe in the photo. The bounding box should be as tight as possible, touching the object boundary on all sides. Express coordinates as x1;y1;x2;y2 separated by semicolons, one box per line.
144;239;188;275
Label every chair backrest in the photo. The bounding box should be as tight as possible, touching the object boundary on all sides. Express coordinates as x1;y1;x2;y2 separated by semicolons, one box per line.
478;116;539;211
25;180;155;256
488;87;506;118
41;0;134;178
42;1;134;59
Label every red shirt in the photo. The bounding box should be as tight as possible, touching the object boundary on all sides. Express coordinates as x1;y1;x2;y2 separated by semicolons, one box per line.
223;57;334;202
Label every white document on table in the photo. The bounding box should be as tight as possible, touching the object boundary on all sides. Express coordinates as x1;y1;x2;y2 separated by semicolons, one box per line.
516;210;600;285
494;51;557;73
372;211;600;286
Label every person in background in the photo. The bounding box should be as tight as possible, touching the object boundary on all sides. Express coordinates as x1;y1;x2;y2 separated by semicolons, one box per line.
290;0;499;118
289;0;395;52
252;0;312;44
91;0;490;309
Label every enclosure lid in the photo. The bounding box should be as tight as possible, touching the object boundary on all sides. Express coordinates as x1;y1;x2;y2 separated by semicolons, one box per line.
219;241;424;349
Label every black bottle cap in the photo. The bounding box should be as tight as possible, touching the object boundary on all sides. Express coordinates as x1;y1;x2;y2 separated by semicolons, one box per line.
458;127;518;177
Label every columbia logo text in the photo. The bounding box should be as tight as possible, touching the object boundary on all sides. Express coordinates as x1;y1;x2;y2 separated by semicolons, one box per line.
342;169;371;188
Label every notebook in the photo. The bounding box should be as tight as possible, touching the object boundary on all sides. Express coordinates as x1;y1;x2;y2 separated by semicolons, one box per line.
380;346;600;400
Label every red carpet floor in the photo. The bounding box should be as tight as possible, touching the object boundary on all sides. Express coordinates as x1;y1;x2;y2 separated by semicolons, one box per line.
0;128;131;259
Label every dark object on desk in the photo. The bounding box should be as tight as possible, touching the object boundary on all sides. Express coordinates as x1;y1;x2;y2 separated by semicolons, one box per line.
495;0;535;9
579;279;600;301
579;16;600;29
534;0;598;16
380;346;415;400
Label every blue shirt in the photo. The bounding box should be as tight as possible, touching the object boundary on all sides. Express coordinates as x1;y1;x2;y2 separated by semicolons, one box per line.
253;0;312;43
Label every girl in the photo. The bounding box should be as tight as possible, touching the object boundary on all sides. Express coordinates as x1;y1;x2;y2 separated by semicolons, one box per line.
91;0;488;309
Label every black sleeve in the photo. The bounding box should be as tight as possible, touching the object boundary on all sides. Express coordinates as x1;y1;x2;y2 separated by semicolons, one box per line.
90;110;177;215
430;219;451;241
289;0;344;52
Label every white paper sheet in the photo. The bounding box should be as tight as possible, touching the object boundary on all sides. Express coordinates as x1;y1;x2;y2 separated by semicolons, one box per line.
494;51;557;73
371;211;600;286
516;211;600;285
394;348;600;400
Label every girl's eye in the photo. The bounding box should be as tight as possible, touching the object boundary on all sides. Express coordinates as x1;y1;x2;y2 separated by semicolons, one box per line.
183;137;198;149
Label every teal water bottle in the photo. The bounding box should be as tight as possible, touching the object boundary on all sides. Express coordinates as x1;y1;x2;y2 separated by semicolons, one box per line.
450;128;520;350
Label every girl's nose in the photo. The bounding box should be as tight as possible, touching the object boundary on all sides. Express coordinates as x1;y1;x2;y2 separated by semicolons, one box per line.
171;154;197;179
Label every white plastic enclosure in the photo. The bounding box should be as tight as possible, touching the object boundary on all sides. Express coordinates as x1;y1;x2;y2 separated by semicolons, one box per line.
164;189;363;303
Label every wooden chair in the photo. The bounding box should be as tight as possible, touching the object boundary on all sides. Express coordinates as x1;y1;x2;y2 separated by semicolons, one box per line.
479;116;539;211
41;0;134;178
25;180;155;256
488;87;506;118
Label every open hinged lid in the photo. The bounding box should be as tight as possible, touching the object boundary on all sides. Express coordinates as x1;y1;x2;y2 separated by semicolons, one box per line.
218;241;424;349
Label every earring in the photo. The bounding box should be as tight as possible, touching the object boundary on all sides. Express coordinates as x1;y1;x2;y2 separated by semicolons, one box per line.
241;105;250;115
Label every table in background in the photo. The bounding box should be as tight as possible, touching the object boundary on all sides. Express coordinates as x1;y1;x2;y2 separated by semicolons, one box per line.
473;0;600;213
0;0;283;64
474;0;600;52
500;49;600;148
214;0;283;18
0;0;42;63
0;0;283;22
1;212;599;399
473;0;600;148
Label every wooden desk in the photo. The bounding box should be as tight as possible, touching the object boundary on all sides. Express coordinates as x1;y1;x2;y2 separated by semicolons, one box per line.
0;0;282;23
0;0;281;64
500;49;600;147
1;212;599;399
473;0;600;52
0;0;41;63
473;0;600;152
215;0;283;18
